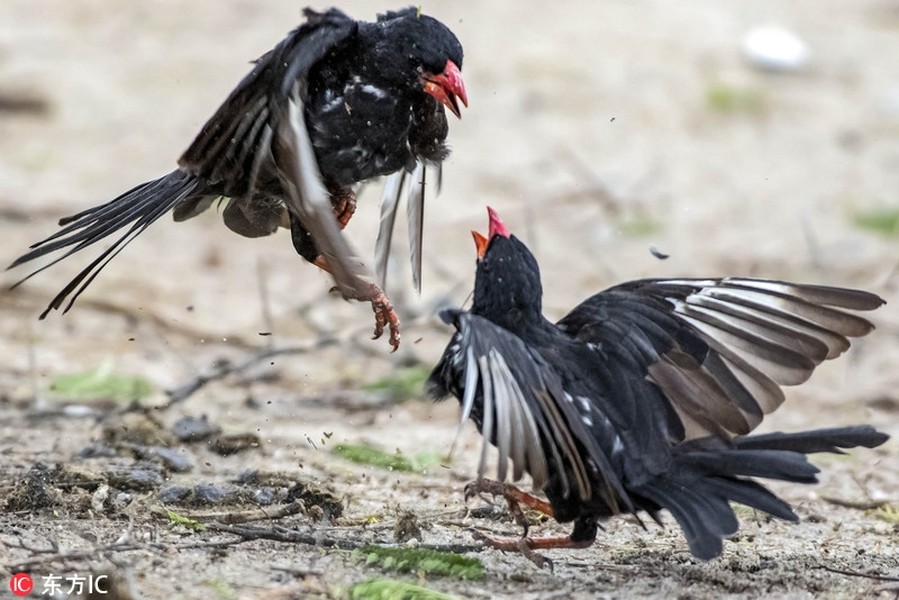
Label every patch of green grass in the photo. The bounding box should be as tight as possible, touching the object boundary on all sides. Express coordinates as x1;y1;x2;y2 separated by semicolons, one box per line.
49;366;152;403
350;579;457;600
363;365;432;402
334;443;441;473
853;208;899;237
706;82;766;114
871;503;899;524
165;508;206;532
616;216;661;237
206;578;236;600
353;546;485;581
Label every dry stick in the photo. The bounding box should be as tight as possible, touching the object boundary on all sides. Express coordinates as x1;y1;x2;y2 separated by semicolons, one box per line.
821;496;891;511
814;564;899;583
164;337;338;405
204;522;483;554
4;538;163;573
188;500;306;524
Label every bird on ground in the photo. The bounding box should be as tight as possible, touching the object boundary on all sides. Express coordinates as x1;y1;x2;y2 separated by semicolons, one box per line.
9;7;467;351
429;207;888;568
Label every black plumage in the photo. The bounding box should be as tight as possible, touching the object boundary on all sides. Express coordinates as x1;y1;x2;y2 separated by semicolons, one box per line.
9;7;467;350
429;207;889;566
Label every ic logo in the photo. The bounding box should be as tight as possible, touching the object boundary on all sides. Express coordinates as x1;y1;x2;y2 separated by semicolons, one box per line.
9;573;34;597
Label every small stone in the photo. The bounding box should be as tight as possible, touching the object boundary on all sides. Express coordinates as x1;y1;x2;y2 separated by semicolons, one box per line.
172;415;222;443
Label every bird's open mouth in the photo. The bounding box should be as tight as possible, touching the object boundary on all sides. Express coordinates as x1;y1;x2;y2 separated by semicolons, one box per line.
422;59;468;118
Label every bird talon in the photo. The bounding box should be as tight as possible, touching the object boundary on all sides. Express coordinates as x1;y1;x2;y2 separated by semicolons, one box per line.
463;478;505;501
368;288;400;351
470;530;553;570
332;188;357;230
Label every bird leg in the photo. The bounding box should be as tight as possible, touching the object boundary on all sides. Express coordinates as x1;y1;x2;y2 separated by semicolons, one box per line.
309;256;400;351
331;186;357;230
289;213;401;351
464;478;554;522
465;479;596;570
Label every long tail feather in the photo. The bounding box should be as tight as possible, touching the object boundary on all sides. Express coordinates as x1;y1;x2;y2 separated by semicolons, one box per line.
8;170;201;316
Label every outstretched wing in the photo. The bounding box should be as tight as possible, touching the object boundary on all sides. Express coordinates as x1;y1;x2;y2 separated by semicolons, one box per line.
557;278;883;442
428;310;631;511
178;8;357;194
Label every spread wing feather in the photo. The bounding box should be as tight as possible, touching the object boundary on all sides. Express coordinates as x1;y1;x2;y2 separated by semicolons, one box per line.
558;278;883;442
429;310;632;510
179;8;357;192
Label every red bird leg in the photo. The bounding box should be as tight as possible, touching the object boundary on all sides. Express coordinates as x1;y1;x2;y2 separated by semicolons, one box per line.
471;530;594;571
287;210;400;350
464;479;554;520
466;479;597;570
311;256;401;351
331;186;356;229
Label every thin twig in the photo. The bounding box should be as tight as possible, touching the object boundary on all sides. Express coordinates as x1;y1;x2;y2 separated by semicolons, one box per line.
814;564;899;582
189;501;306;524
821;496;891;511
163;338;337;405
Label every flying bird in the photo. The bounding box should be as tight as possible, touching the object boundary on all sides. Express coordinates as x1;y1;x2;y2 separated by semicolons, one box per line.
8;7;467;351
429;207;888;567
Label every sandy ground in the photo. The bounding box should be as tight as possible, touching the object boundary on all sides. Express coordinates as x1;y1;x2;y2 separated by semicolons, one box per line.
1;1;898;598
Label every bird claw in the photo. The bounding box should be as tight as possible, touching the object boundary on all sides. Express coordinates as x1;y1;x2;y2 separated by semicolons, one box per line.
332;188;357;230
471;530;554;571
369;287;400;352
464;478;508;502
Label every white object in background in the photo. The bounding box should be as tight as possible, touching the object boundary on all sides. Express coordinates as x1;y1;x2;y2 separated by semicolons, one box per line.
742;26;811;72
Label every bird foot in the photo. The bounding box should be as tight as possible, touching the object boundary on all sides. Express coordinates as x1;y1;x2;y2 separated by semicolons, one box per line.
471;530;593;570
471;531;554;570
464;478;554;518
367;283;400;352
333;188;356;230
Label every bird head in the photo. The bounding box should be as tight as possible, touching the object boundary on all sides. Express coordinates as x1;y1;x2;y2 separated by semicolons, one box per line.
470;207;543;321
373;8;468;118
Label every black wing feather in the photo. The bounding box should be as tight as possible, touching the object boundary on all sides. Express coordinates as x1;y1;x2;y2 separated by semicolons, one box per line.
179;8;357;193
558;277;884;443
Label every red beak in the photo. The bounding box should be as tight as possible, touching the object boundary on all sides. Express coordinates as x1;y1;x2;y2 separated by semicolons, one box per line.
422;59;468;118
472;230;488;258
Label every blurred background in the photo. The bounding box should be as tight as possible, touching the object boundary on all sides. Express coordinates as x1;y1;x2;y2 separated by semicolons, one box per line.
1;0;897;596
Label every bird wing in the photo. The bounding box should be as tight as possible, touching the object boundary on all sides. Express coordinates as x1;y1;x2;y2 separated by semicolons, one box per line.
269;89;372;300
429;310;631;511
557;278;883;443
183;8;373;300
178;8;357;192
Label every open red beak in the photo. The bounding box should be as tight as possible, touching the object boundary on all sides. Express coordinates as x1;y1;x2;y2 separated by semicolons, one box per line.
472;230;488;258
422;59;468;118
472;207;510;258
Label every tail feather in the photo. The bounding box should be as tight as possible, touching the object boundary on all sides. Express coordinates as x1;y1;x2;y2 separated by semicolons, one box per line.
734;426;889;454
678;449;820;483
8;169;201;316
634;425;888;560
701;477;797;522
636;479;738;559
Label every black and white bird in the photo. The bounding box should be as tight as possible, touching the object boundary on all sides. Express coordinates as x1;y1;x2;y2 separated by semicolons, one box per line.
9;7;467;350
429;207;888;567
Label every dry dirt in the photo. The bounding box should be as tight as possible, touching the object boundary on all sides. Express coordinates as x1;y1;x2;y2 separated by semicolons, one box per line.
1;1;899;598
